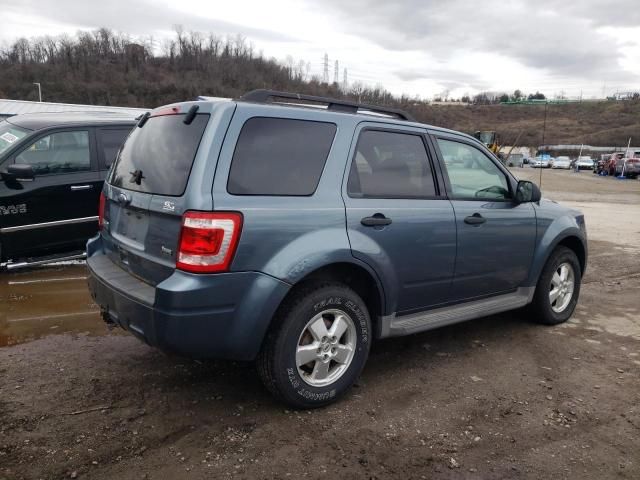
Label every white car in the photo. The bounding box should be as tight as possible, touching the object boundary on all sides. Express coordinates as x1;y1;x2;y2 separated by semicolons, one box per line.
552;156;572;169
576;156;594;170
531;157;551;168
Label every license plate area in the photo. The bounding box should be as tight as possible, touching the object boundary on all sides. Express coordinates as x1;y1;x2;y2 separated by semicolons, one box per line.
111;207;149;250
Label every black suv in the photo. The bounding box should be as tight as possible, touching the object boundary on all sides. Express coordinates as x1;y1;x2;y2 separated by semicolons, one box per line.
0;112;138;269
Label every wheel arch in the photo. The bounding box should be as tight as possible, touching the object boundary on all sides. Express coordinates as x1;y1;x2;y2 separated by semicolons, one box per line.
556;235;586;276
529;230;587;287
270;261;387;340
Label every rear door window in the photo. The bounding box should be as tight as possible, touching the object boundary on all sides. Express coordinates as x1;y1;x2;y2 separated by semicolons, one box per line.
98;128;131;169
227;117;336;196
347;129;437;198
109;114;209;196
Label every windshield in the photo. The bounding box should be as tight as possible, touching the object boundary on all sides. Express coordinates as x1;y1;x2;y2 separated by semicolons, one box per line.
0;121;29;156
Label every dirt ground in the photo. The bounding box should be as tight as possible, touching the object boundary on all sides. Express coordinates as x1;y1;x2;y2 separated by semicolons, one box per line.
1;169;639;480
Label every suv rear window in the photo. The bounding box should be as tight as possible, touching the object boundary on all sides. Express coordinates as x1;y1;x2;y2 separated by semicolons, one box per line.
109;114;209;196
227;117;336;196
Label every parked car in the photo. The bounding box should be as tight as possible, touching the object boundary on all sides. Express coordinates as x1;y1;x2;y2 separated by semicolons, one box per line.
603;152;624;176
615;151;640;178
576;156;594;170
0;112;138;269
593;155;609;174
87;90;587;408
530;157;551;168
506;153;524;167
552;156;572;169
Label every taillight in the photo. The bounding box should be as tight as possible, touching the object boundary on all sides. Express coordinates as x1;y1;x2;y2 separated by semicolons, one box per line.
176;212;243;273
98;192;106;230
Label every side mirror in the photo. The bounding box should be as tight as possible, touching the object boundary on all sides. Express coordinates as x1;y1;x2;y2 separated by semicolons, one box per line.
2;164;35;182
515;180;541;203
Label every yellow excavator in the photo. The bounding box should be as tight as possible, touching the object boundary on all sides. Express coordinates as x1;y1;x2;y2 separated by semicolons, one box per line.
474;130;526;165
474;131;500;155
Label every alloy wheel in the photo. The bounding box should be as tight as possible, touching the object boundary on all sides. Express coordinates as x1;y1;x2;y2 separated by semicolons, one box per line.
296;309;356;387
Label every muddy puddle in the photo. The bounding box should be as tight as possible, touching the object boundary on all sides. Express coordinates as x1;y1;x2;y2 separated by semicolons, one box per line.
0;263;111;346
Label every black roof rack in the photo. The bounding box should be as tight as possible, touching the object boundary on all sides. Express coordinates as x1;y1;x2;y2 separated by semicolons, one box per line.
239;89;415;122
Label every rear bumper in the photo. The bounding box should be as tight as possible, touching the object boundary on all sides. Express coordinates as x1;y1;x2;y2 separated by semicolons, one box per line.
87;236;290;361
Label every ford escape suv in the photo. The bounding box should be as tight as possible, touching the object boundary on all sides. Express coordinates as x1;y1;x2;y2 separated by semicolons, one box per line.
88;90;587;408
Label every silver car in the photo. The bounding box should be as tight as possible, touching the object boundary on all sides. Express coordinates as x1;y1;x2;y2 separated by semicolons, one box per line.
531;157;551;168
552;156;572;169
576;156;594;170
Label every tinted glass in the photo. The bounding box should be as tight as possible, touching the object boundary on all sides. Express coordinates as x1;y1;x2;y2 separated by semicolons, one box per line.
15;130;90;175
437;138;510;200
347;130;436;198
227;117;336;196
99;128;131;168
110;114;209;196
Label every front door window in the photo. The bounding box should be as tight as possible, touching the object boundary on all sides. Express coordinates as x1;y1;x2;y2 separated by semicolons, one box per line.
437;139;510;200
15;131;91;175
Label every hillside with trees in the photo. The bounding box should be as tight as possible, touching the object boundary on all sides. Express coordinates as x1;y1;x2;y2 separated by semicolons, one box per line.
1;28;639;147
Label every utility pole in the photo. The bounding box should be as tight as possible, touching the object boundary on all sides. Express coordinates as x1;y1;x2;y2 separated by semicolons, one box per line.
334;60;339;84
322;53;329;84
33;82;42;102
539;101;549;189
541;101;548;146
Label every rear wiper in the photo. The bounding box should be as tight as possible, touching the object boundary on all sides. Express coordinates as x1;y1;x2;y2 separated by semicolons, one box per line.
129;169;145;185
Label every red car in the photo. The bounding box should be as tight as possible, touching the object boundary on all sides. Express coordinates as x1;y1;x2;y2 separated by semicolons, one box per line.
602;152;624;176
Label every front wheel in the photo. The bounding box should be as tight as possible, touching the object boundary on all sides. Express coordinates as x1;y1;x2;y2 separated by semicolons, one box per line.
529;246;581;325
257;282;371;408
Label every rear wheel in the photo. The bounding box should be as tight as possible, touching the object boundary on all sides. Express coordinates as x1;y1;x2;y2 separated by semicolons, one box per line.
529;246;581;325
257;282;371;408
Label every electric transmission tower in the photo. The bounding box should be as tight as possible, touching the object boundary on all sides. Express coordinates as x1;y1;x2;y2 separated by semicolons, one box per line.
343;68;348;89
334;60;339;84
322;53;329;83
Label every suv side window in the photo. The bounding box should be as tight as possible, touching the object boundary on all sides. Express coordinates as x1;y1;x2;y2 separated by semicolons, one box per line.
227;117;336;196
15;130;91;175
347;129;437;198
437;138;511;201
98;128;131;169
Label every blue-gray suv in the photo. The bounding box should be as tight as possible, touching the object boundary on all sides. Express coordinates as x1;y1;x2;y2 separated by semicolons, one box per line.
87;90;587;408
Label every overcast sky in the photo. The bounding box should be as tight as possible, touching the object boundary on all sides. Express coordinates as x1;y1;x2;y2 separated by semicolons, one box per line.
1;0;639;99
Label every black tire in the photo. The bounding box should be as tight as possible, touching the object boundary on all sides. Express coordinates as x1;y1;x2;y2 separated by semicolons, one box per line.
529;246;581;325
256;282;372;409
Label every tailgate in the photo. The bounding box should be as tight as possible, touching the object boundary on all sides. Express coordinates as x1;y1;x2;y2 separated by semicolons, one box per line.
103;187;185;285
101;110;211;285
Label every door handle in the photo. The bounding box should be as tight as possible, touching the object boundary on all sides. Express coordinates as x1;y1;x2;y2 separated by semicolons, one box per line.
361;214;392;227
464;213;486;225
70;185;92;191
